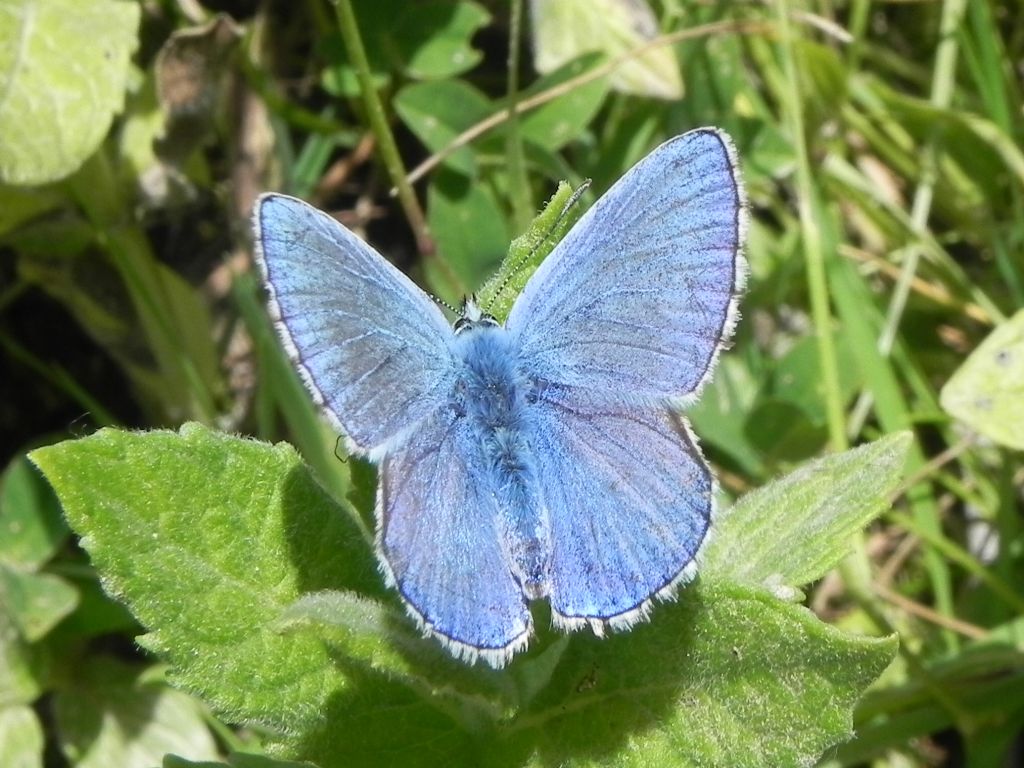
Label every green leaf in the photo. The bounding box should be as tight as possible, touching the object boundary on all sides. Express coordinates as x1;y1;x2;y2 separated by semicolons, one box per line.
31;425;898;766
427;169;510;295
30;424;379;733
165;754;315;768
0;609;47;706
0;0;140;184
940;308;1024;450
0;453;69;569
0;704;43;768
497;582;895;768
54;657;218;768
477;180;580;322
394;79;493;175
277;590;518;719
0;565;79;642
519;54;610;151
395;1;490;80
702;432;913;588
530;0;683;99
288;582;895;767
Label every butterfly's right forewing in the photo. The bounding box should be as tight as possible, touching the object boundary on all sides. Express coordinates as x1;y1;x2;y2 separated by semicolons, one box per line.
506;129;744;406
255;194;457;453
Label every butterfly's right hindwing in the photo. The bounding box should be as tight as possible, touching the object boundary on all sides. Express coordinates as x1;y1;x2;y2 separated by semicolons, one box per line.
255;194;457;453
530;393;711;630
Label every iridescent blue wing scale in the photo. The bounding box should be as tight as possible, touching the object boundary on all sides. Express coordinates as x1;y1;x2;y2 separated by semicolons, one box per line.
378;409;532;663
506;129;745;405
254;194;457;454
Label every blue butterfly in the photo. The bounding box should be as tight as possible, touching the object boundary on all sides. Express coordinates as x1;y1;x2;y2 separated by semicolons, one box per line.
254;128;745;667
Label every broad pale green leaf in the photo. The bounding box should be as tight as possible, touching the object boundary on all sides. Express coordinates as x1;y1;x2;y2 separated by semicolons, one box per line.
0;704;43;768
519;54;610;151
476;180;580;322
530;0;682;99
702;433;913;588
394;80;493;175
941;309;1024;450
0;565;79;641
54;657;218;768
0;0;140;184
0;453;69;569
30;424;379;733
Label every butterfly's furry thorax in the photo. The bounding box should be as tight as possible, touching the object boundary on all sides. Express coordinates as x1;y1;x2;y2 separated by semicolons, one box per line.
451;320;531;426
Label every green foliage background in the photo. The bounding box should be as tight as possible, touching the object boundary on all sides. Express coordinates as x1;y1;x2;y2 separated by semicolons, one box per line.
1;0;1023;766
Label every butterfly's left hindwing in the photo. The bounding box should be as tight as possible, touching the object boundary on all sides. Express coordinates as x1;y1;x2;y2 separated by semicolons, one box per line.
255;194;457;454
378;409;533;664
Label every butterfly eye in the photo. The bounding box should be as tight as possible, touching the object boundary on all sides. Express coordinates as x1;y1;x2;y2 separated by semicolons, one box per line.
454;317;471;333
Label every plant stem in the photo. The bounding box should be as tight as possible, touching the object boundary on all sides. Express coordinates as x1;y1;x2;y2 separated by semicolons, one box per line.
774;1;846;452
332;0;432;256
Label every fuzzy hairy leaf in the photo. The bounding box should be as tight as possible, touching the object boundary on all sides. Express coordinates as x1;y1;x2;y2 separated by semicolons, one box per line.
702;432;913;588
32;425;897;766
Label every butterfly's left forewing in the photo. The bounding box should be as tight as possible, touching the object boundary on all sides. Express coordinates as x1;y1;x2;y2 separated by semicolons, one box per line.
255;194;457;453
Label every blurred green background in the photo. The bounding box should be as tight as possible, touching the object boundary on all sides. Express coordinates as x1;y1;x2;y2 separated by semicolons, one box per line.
1;0;1023;766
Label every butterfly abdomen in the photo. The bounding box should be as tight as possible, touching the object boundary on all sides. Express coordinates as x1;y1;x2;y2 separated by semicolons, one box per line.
452;323;551;599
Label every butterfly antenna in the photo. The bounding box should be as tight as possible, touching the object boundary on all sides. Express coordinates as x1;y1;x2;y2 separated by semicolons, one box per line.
429;293;461;316
486;179;592;311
